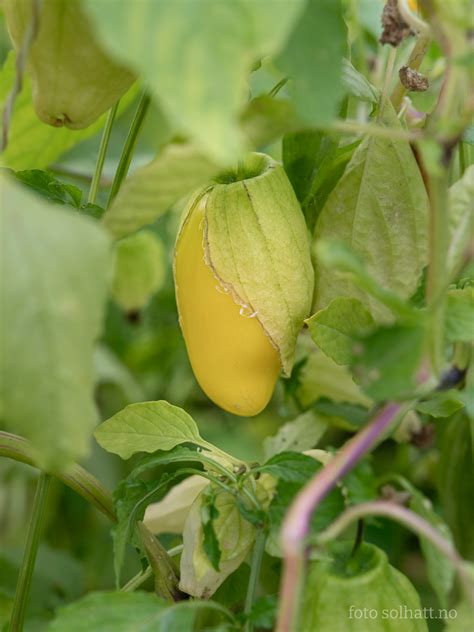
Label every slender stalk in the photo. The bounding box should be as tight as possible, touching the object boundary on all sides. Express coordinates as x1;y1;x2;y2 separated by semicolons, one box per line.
316;500;474;603
121;545;183;593
276;402;407;632
88;103;119;205
8;472;51;632
426;169;451;375
391;34;431;110
137;522;181;602
244;530;266;632
106;92;151;208
378;46;397;121
0;432;115;522
2;0;44;151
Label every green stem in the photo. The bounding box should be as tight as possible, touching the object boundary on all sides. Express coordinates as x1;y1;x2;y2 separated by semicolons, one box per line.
244;529;266;632
8;472;52;632
0;432;115;522
106;92;151;208
121;545;183;593
391;34;431;111
137;522;180;602
426;169;451;375
88;103;119;205
459;142;467;177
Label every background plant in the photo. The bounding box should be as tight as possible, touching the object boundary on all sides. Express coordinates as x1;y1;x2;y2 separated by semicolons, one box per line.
0;1;472;631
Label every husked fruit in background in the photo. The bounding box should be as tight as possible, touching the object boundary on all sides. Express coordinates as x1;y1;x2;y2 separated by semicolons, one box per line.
4;0;135;129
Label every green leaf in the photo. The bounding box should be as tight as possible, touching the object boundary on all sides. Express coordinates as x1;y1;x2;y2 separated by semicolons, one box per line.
46;591;166;632
180;487;255;598
0;52;137;171
244;595;277;630
102;143;218;239
342;459;378;505
352;324;426;400
445;287;474;342
448;165;474;273
445;600;474;631
315;240;419;322
4;168;105;218
241;95;298;149
297;348;373;409
263;410;328;459
277;0;346;126
282;130;336;205
303;141;359;230
0;175;109;471
341;58;379;103
311;398;370;430
394;477;456;609
314;101;429;320
201;488;222;571
48;591;234;632
83;0;304;163
416;390;465;418
94;401;203;460
306;297;375;365
112;231;165;312
259;451;324;484
437;413;474;560
267;470;345;556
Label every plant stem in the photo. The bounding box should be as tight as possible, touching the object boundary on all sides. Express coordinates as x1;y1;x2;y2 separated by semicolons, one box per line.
106;92;151;208
121;545;183;593
137;522;181;602
316;500;474;604
378;46;397;121
2;0;43;151
391;34;431;110
426;169;451;375
88;103;119;205
0;432;115;522
8;472;51;632
244;530;266;632
276;402;408;632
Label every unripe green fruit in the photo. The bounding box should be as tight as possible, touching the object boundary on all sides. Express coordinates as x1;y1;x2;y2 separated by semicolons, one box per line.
299;542;428;631
4;0;135;129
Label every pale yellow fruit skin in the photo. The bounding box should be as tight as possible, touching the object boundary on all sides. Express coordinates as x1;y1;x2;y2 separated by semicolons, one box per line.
175;195;281;417
4;0;135;129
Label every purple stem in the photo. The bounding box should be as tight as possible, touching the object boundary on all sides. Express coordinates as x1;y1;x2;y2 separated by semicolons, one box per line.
276;401;402;632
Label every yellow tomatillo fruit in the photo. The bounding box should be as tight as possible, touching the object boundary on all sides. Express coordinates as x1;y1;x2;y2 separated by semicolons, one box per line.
4;0;135;129
174;153;314;417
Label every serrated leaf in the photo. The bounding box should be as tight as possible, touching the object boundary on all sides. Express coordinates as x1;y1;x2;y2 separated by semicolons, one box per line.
263;410;328;459
0;52;137;171
180;488;255;598
352;324;426;400
445;287;474;342
102;144;218;239
112;231;165;312
259;451;323;484
83;0;304;163
314;101;429;320
448;165;474;273
0;175;109;471
94;401;203;460
306;297;375;365
277;0;346;126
